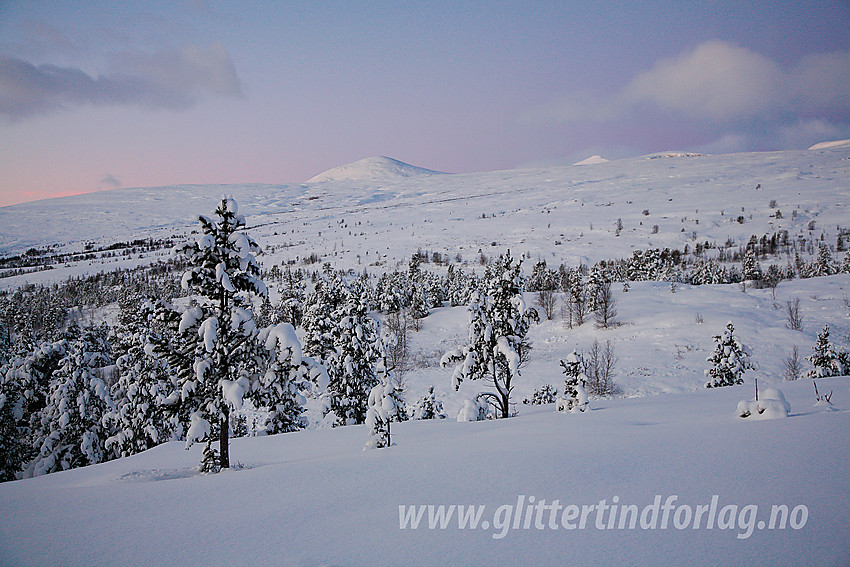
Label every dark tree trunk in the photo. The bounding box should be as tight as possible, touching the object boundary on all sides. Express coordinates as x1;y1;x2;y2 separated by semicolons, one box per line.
219;411;230;469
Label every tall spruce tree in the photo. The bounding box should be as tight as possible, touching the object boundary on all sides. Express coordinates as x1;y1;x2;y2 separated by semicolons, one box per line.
325;288;382;426
441;251;539;418
173;196;267;469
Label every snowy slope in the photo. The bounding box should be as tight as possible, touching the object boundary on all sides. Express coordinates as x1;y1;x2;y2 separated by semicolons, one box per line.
2;145;849;281
1;376;848;566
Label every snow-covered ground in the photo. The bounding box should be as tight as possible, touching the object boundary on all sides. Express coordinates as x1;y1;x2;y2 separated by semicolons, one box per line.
1;375;848;566
1;145;850;565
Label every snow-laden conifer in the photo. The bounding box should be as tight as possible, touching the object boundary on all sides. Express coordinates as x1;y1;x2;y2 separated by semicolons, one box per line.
804;325;844;378
409;386;446;420
442;251;539;418
364;377;405;449
704;322;755;388
170;196;268;469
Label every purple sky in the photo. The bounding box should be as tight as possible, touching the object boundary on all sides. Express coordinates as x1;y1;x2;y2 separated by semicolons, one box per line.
1;1;849;207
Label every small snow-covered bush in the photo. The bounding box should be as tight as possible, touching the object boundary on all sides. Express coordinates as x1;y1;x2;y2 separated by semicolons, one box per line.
736;388;790;420
457;397;488;422
409;386;446;420
556;383;589;414
523;384;558;405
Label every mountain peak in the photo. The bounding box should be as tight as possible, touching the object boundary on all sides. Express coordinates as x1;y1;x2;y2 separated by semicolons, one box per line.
306;156;445;183
573;155;609;166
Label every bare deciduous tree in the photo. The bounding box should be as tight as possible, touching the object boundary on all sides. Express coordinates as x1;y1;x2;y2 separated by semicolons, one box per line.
594;282;618;329
535;290;557;320
785;298;804;331
783;345;802;381
384;309;414;387
583;338;620;396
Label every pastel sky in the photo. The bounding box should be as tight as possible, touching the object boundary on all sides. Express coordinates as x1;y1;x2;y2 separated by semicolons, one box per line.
1;1;849;207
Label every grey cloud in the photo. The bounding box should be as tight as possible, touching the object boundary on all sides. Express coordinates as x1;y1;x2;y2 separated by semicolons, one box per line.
529;41;850;127
0;43;242;119
100;174;122;188
621;41;782;121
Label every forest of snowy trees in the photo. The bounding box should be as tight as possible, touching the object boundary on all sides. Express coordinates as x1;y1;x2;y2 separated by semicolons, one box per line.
1;197;850;481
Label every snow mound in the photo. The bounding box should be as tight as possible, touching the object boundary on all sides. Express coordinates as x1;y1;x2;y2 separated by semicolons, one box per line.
573;155;609;166
736;388;790;420
808;139;850;150
306;156;445;183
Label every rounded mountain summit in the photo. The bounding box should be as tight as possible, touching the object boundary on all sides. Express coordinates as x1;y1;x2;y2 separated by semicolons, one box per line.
306;156;447;183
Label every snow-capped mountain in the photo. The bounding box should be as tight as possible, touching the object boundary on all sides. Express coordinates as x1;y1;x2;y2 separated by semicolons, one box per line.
306;155;446;182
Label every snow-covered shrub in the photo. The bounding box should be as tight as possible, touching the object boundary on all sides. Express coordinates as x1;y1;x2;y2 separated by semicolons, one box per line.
556;383;589;413
409;386;446;420
456;397;488;422
705;322;755;388
364;378;405;450
523;384;558;405
560;351;586;398
736;388;790;420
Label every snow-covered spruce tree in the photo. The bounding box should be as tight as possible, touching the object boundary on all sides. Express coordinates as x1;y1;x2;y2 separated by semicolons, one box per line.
523;384;558;405
559;351;587;398
446;264;476;307
324;287;382;426
804;325;844;378
173;196;267;470
704;322;755;388
741;248;762;281
0;374;31;481
441;251;539;418
105;301;176;458
561;266;586;328
301;269;346;365
364;375;405;449
30;326;115;476
409;386;446;420
277;266;306;327
585;263;609;311
252;322;328;434
374;271;407;314
810;243;836;277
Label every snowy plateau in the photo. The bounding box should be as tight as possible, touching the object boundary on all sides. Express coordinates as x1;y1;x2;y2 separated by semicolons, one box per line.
1;145;850;566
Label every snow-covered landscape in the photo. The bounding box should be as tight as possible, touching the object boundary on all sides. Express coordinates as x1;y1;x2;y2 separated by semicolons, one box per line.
1;144;850;565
